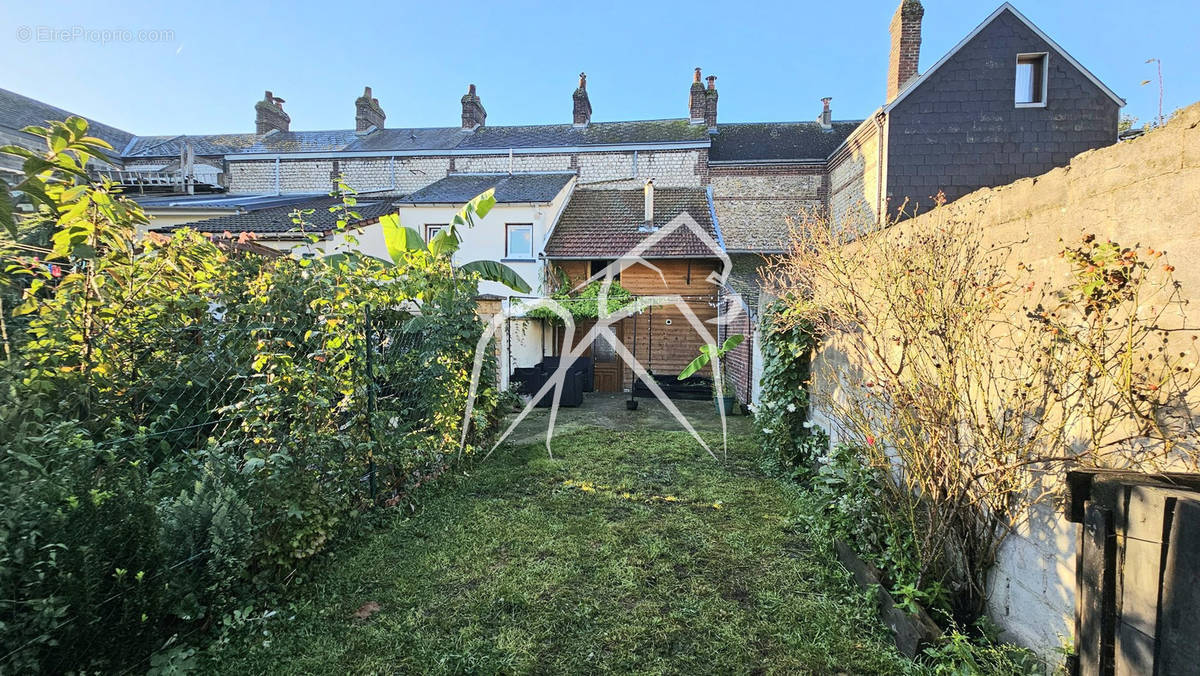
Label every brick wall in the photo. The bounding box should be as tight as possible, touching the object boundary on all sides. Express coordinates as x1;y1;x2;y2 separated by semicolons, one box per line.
224;148;703;195
228;156;454;194
576;149;704;188
718;296;754;403
827;120;882;224
885;9;1119;217
808;102;1200;664
454;154;572;174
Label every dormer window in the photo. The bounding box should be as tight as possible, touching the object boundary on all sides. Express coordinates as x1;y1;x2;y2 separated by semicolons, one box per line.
1015;53;1048;107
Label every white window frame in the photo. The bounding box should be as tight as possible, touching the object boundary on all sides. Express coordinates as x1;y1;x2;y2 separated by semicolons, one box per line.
505;223;534;260
424;223;447;242
1015;52;1049;108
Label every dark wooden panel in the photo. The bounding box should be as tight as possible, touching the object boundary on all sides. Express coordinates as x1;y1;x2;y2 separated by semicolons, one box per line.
1158;498;1200;675
1079;503;1117;676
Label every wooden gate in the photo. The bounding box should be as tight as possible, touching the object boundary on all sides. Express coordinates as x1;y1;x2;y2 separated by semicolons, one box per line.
1067;470;1200;675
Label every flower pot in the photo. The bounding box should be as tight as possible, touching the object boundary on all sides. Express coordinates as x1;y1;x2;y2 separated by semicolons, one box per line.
714;395;736;415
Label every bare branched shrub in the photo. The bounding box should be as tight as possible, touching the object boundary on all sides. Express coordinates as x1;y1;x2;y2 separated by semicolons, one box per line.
768;204;1200;620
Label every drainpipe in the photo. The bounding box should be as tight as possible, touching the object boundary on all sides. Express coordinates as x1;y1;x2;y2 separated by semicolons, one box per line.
873;110;886;224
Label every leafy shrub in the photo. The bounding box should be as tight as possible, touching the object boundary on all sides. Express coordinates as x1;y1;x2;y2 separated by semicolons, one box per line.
0;119;501;672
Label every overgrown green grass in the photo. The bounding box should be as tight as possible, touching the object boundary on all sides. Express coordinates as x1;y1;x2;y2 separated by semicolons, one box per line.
207;427;916;674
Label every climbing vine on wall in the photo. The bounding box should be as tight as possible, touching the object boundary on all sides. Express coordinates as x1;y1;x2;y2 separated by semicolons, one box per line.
755;299;820;466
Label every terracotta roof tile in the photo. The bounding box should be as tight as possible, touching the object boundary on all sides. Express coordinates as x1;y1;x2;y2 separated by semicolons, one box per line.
545;188;719;259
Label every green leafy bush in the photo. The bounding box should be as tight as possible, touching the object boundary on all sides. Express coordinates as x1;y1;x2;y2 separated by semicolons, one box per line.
0;119;501;672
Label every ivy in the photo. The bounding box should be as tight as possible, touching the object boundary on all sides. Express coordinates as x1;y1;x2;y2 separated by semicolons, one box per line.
524;279;635;322
755;299;820;466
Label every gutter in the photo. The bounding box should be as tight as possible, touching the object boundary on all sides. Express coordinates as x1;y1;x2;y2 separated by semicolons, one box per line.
873;111;886;223
708;158;826;167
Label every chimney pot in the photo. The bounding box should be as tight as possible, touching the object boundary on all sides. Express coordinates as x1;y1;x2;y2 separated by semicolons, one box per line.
886;0;924;102
573;72;592;128
355;85;386;133
255;89;291;135
818;97;833;130
689;68;706;123
461;83;486;131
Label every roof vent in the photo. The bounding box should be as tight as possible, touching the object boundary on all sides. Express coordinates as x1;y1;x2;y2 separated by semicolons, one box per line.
639;178;656;232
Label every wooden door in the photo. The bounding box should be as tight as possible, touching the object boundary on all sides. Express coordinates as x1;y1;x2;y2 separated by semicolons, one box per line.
592;320;623;392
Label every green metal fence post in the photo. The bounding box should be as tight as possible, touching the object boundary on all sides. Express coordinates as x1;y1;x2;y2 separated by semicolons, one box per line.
364;305;378;501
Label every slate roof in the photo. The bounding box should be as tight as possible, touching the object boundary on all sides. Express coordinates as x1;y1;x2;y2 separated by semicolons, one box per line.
123;130;364;158
399;173;573;205
122;119;710;159
0;87;134;155
135;193;325;211
708;121;861;162
545;188;720;259
156;196;395;236
455;119;708;149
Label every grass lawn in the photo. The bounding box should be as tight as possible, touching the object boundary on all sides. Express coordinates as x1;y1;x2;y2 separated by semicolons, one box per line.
209;422;915;674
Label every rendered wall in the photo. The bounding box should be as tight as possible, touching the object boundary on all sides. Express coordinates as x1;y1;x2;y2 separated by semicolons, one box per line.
807;102;1200;663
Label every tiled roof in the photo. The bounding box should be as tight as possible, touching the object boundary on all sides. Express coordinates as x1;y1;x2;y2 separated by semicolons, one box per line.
545;188;719;259
708;121;861;162
156;196;395;235
122;119;710;159
0;87;134;155
399;173;573;205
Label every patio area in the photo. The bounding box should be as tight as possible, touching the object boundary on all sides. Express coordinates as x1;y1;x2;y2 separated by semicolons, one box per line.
501;392;754;447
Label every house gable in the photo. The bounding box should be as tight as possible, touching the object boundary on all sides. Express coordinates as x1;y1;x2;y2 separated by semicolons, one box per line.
883;4;1121;216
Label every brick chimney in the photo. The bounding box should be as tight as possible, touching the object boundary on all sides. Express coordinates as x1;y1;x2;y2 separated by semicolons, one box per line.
355;86;385;133
573;73;592;128
817;97;833;130
461;84;486;132
704;75;718;131
689;68;706;123
886;0;924;102
255;90;290;135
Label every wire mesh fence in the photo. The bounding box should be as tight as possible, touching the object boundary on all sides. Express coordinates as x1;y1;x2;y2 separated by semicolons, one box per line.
0;303;496;673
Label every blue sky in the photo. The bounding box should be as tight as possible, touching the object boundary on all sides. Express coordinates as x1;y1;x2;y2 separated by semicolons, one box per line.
2;0;1196;135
